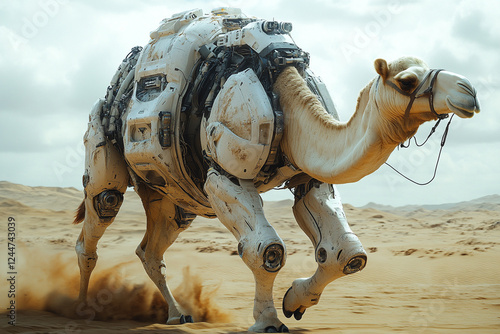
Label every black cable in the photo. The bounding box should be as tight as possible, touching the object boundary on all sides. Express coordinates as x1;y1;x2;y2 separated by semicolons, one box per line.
384;114;454;185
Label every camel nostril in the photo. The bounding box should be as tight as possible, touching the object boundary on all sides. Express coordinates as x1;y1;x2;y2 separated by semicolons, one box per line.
457;81;476;97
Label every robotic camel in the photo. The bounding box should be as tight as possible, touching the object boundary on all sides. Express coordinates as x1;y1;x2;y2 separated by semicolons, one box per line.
73;8;479;332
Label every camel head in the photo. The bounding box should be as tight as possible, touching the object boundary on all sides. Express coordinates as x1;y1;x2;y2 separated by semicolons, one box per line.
374;56;480;120
372;56;480;144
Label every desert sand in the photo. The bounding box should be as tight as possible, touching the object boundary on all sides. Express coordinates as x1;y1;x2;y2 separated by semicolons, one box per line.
0;180;499;333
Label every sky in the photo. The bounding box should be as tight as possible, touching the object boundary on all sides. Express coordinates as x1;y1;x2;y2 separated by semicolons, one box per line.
0;0;499;207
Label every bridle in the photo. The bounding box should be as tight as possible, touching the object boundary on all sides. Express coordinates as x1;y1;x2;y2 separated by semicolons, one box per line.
376;68;449;124
377;69;455;186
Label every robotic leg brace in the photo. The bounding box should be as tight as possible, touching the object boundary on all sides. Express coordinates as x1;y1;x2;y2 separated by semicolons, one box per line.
283;182;367;320
204;168;288;333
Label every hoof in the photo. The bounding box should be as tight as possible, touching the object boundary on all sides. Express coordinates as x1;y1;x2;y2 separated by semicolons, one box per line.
180;315;194;324
265;324;289;333
282;287;294;318
283;286;306;321
293;309;304;320
167;314;194;325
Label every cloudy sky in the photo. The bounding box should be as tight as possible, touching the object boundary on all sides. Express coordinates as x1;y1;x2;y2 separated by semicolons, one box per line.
1;0;499;207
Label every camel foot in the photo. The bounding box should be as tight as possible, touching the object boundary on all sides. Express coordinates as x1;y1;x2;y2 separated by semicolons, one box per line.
283;288;293;318
166;314;194;325
282;279;319;321
250;323;289;333
283;287;307;320
264;324;289;332
249;307;288;333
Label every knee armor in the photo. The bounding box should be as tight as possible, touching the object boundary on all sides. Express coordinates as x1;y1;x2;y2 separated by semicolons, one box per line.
239;238;286;273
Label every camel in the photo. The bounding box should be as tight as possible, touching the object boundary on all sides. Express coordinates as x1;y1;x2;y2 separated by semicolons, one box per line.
73;8;480;333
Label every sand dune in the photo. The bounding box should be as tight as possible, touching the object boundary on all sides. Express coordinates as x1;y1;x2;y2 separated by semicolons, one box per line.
363;194;500;212
0;181;499;333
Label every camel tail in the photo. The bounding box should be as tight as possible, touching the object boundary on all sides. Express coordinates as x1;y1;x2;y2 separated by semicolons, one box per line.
73;200;85;224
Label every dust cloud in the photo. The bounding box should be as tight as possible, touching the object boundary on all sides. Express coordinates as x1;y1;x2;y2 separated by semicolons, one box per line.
8;245;230;324
174;266;232;323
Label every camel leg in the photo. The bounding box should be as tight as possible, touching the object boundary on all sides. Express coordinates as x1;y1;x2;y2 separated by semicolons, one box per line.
283;181;367;320
135;183;195;325
204;169;288;333
76;99;129;303
76;192;125;302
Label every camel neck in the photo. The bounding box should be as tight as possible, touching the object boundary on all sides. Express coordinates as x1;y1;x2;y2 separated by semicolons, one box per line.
274;67;397;184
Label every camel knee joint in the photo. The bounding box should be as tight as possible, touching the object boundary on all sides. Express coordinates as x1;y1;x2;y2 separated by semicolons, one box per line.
263;243;285;272
93;190;123;220
239;238;286;273
315;232;367;275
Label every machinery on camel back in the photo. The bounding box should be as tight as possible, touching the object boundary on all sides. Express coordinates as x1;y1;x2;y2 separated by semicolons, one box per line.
98;7;339;217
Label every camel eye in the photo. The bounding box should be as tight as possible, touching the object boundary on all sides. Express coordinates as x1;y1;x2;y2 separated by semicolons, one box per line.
398;77;417;92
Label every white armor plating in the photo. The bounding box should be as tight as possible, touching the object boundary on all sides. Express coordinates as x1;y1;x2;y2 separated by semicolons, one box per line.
201;68;275;179
76;7;367;333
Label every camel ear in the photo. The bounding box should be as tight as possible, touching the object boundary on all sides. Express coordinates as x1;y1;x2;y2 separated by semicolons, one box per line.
374;58;389;80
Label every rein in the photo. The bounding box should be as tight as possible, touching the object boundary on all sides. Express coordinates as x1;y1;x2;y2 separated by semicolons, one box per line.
378;69;454;185
385;114;454;186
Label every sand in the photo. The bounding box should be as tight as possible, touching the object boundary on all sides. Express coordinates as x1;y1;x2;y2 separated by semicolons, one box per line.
0;180;499;333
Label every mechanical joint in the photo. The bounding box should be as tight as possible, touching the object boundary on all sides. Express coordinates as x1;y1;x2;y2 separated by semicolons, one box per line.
316;233;367;275
336;232;367;275
263;243;285;272
93;190;123;220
